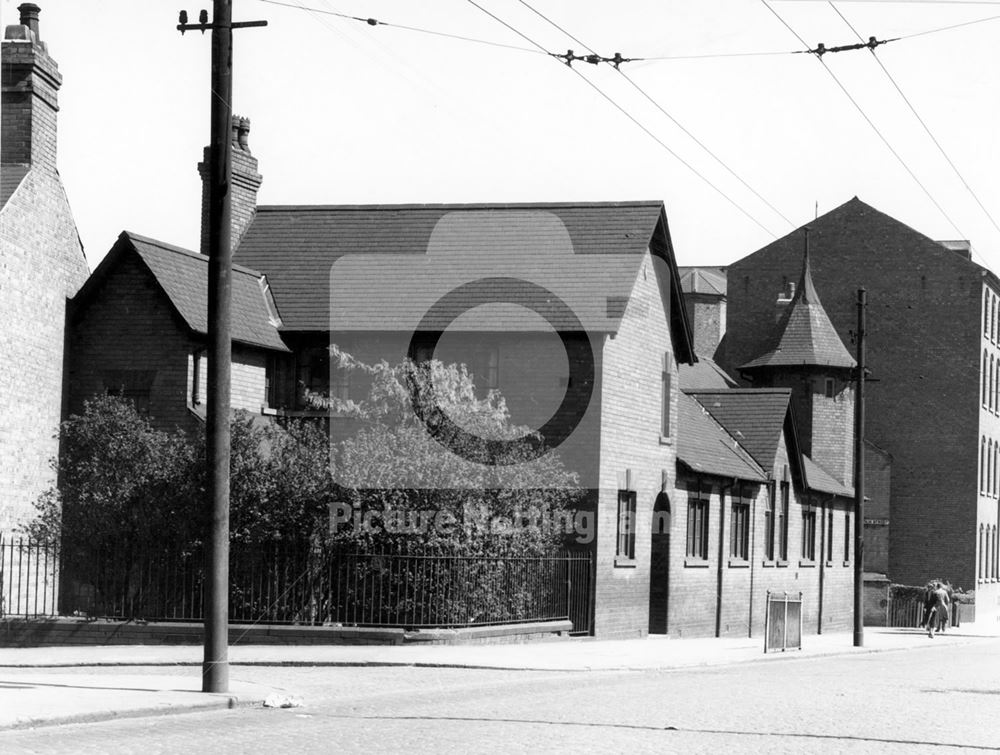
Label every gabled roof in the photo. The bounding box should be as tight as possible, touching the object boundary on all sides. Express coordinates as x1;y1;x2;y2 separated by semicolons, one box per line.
0;163;30;209
679;354;738;391
234;201;696;361
802;454;854;498
685;388;793;471
740;234;855;371
74;232;288;352
679;266;726;296
677;392;767;481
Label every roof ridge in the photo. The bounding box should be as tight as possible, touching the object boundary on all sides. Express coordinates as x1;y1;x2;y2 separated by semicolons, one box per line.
123;231;265;278
254;200;665;212
684;387;792;395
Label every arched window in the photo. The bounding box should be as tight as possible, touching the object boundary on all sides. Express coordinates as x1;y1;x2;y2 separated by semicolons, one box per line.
985;351;990;406
993;295;998;342
991;356;995;412
985;292;991;336
994;442;999;496
981;438;987;493
994;525;999;579
988;440;993;496
980;525;986;579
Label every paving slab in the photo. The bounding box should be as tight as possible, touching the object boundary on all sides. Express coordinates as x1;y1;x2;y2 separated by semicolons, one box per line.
0;672;273;731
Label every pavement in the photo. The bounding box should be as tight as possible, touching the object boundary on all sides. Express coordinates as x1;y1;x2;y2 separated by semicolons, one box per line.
1;621;998;732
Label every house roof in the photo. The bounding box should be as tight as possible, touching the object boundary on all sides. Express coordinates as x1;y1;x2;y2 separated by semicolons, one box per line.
234;201;696;360
685;388;793;471
740;237;856;371
802;454;854;498
75;232;288;352
679;355;738;391
677;392;767;481
0;163;30;209
679;266;726;296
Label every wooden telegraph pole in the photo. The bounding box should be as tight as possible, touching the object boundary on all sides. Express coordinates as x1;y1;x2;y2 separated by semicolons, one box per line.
853;288;867;647
178;1;266;694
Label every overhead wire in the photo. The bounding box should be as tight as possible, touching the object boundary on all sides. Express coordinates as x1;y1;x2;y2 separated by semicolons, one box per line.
758;0;967;240
255;0;546;54
459;0;780;236
829;2;1000;249
513;0;796;230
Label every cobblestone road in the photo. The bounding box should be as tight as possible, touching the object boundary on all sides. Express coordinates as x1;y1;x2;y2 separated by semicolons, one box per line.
3;639;999;753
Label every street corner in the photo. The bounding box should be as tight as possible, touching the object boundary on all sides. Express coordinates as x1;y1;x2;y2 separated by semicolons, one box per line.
0;670;279;732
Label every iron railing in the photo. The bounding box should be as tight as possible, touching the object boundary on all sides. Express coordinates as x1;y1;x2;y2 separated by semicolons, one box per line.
1;535;593;634
886;592;960;629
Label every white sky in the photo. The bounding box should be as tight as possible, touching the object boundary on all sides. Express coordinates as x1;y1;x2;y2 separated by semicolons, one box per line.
6;0;1000;272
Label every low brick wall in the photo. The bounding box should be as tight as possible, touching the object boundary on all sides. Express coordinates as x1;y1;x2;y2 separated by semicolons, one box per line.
0;618;571;648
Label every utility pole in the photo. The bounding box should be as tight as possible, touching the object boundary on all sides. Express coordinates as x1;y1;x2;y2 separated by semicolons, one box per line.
853;288;867;647
178;1;266;694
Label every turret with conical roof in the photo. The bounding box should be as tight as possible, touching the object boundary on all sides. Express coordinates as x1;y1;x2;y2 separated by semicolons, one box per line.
740;229;856;486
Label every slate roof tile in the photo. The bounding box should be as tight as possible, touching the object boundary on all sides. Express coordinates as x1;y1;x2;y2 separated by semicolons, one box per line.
685;388;792;470
234;202;668;334
677;392;767;481
802;454;854;497
120;232;287;352
740;238;855;371
679;355;738;391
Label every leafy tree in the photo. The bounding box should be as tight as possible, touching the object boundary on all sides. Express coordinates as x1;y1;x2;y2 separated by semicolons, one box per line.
313;347;583;556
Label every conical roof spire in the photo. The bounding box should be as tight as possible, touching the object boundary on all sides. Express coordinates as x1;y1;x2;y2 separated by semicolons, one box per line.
739;228;856;371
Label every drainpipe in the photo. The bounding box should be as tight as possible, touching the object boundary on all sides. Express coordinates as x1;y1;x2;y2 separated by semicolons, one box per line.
715;479;734;637
748;480;760;638
818;494;825;634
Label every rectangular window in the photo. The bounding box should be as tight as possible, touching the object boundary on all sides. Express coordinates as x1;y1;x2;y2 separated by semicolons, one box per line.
616;490;637;560
844;512;851;562
824;378;835;399
802;507;817;562
730;493;750;561
779;481;789;561
764;482;776;561
686;486;710;560
104;369;156;416
470;345;500;392
661;354;672;438
295;347;330;408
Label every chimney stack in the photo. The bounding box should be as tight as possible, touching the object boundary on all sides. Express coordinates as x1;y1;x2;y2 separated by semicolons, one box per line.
2;3;62;172
775;281;795;322
198;115;263;255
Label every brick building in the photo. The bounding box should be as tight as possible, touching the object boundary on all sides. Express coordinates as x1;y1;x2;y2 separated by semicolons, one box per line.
235;200;697;639
68;232;288;432
0;4;89;531
678;266;726;359
721;197;999;621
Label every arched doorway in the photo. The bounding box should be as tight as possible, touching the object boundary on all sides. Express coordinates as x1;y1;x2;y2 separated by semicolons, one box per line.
648;492;671;634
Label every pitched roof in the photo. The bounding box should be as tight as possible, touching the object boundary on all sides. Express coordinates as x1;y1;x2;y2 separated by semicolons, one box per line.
679;355;738;390
234;202;695;358
677;392;767;481
685;388;792;470
802;454;854;498
75;232;288;352
679;266;726;296
0;163;30;209
740;235;855;371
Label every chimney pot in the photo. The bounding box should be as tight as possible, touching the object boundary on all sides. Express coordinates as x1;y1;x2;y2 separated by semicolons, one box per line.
18;3;40;39
237;116;250;151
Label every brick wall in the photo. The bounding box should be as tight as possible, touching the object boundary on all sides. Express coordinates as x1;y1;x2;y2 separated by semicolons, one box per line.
68;254;197;434
594;251;677;639
725;229;981;588
668;430;854;638
683;293;725;358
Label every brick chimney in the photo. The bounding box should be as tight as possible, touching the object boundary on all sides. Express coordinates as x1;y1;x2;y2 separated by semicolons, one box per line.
775;281;795;322
2;4;62;173
198;115;263;255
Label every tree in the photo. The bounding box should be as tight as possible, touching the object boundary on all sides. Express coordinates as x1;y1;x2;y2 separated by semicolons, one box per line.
313;347;583;556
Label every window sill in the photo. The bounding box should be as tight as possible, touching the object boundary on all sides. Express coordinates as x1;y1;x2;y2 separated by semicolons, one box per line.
825;561;834;568
728;559;749;568
799;560;816;568
843;560;851;567
684;558;710;568
614;557;637;568
775;559;789;568
659;434;673;446
762;560;776;568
